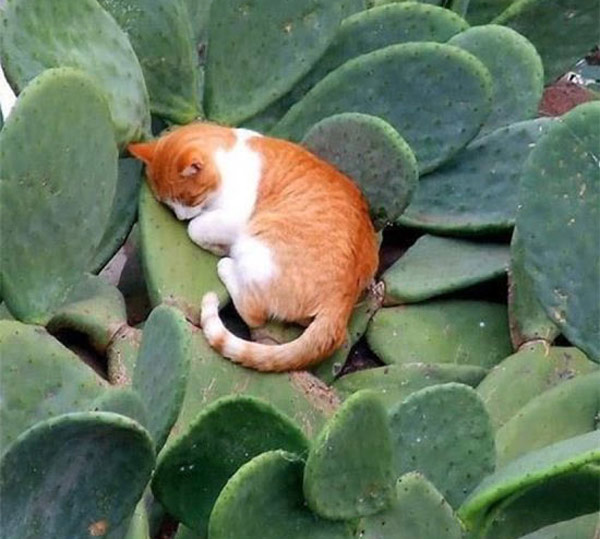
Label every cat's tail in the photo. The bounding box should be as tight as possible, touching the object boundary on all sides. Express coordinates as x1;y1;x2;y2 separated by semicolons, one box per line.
200;292;348;372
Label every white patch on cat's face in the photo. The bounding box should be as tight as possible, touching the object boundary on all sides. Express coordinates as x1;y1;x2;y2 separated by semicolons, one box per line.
164;199;204;221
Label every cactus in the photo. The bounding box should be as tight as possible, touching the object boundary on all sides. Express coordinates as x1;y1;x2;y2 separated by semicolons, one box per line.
138;183;227;324
382;235;509;304
515;102;600;360
495;371;600;465
97;0;200;124
302;113;418;229
90;158;143;273
0;68;118;324
458;431;600;529
0;321;107;453
493;0;600;83
367;301;512;368
517;512;600;539
209;450;353;539
247;2;469;131
90;387;149;431
204;0;347;124
477;343;596;430
464;0;515;25
356;472;464;539
107;326;143;386
477;467;600;539
508;231;560;347
447;25;543;135
0;412;155;539
273;42;493;174
398;118;554;234
0;0;150;146
389;383;495;508
304;390;395;519
45;274;128;353
333;363;487;409
153;395;308;535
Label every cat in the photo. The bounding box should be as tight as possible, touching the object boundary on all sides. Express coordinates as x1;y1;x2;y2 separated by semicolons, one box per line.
128;122;378;372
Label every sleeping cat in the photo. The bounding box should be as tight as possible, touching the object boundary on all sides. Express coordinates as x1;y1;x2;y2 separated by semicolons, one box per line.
128;122;378;372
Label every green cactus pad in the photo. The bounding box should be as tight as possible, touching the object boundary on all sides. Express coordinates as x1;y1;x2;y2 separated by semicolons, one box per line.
495;371;600;465
458;431;600;528
98;0;199;124
382;235;509;304
464;0;515;25
170;331;340;443
118;501;151;539
447;25;543;135
333;363;487;409
0;68;118;324
515;102;600;360
0;0;149;146
138;183;227;324
209;451;353;539
304;390;395;519
45;274;128;353
90;158;143;273
517;512;600;539
107;326;142;386
367;301;512;369
398;118;554;234
477;343;596;431
273;42;492;173
508;231;560;347
357;472;464;539
389;383;495;508
204;0;346;124
0;321;106;453
90;387;149;430
132;305;192;451
478;468;600;539
302;113;418;229
0;412;155;539
153;396;308;535
493;0;600;83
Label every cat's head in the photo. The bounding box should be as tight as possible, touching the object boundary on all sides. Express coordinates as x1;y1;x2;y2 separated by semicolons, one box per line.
128;123;234;220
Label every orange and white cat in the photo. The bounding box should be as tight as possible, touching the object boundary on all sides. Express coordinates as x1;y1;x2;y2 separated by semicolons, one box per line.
128;122;378;372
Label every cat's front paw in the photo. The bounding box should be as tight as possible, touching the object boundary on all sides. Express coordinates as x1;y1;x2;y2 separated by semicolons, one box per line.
203;243;229;256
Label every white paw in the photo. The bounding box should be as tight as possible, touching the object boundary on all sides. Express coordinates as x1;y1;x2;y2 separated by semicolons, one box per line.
201;292;220;315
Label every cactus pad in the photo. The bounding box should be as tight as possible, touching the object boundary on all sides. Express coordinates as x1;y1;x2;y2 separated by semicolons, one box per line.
517;512;600;539
90;158;143;273
98;0;199;124
209;451;353;539
508;231;560;347
204;0;345;124
515;102;600;360
274;42;492;173
357;472;464;539
493;0;600;83
389;383;495;508
458;430;600;528
464;0;515;25
448;25;543;135
399;118;554;234
153;396;308;535
0;0;149;146
0;68;118;324
333;363;487;409
367;301;512;368
304;390;395;519
132;305;192;450
495;371;600;465
90;387;149;431
138;183;227;324
477;343;596;431
0;412;155;539
0;321;106;453
302;113;418;229
382;235;509;304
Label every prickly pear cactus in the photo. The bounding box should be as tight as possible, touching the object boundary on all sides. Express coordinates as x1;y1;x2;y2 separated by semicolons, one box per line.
0;412;155;539
302;113;418;229
274;42;493;173
517;512;600;539
0;68;118;324
0;0;150;146
515;102;600;360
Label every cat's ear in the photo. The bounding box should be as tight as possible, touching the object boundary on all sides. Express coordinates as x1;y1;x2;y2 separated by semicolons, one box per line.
127;141;157;165
179;156;203;178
